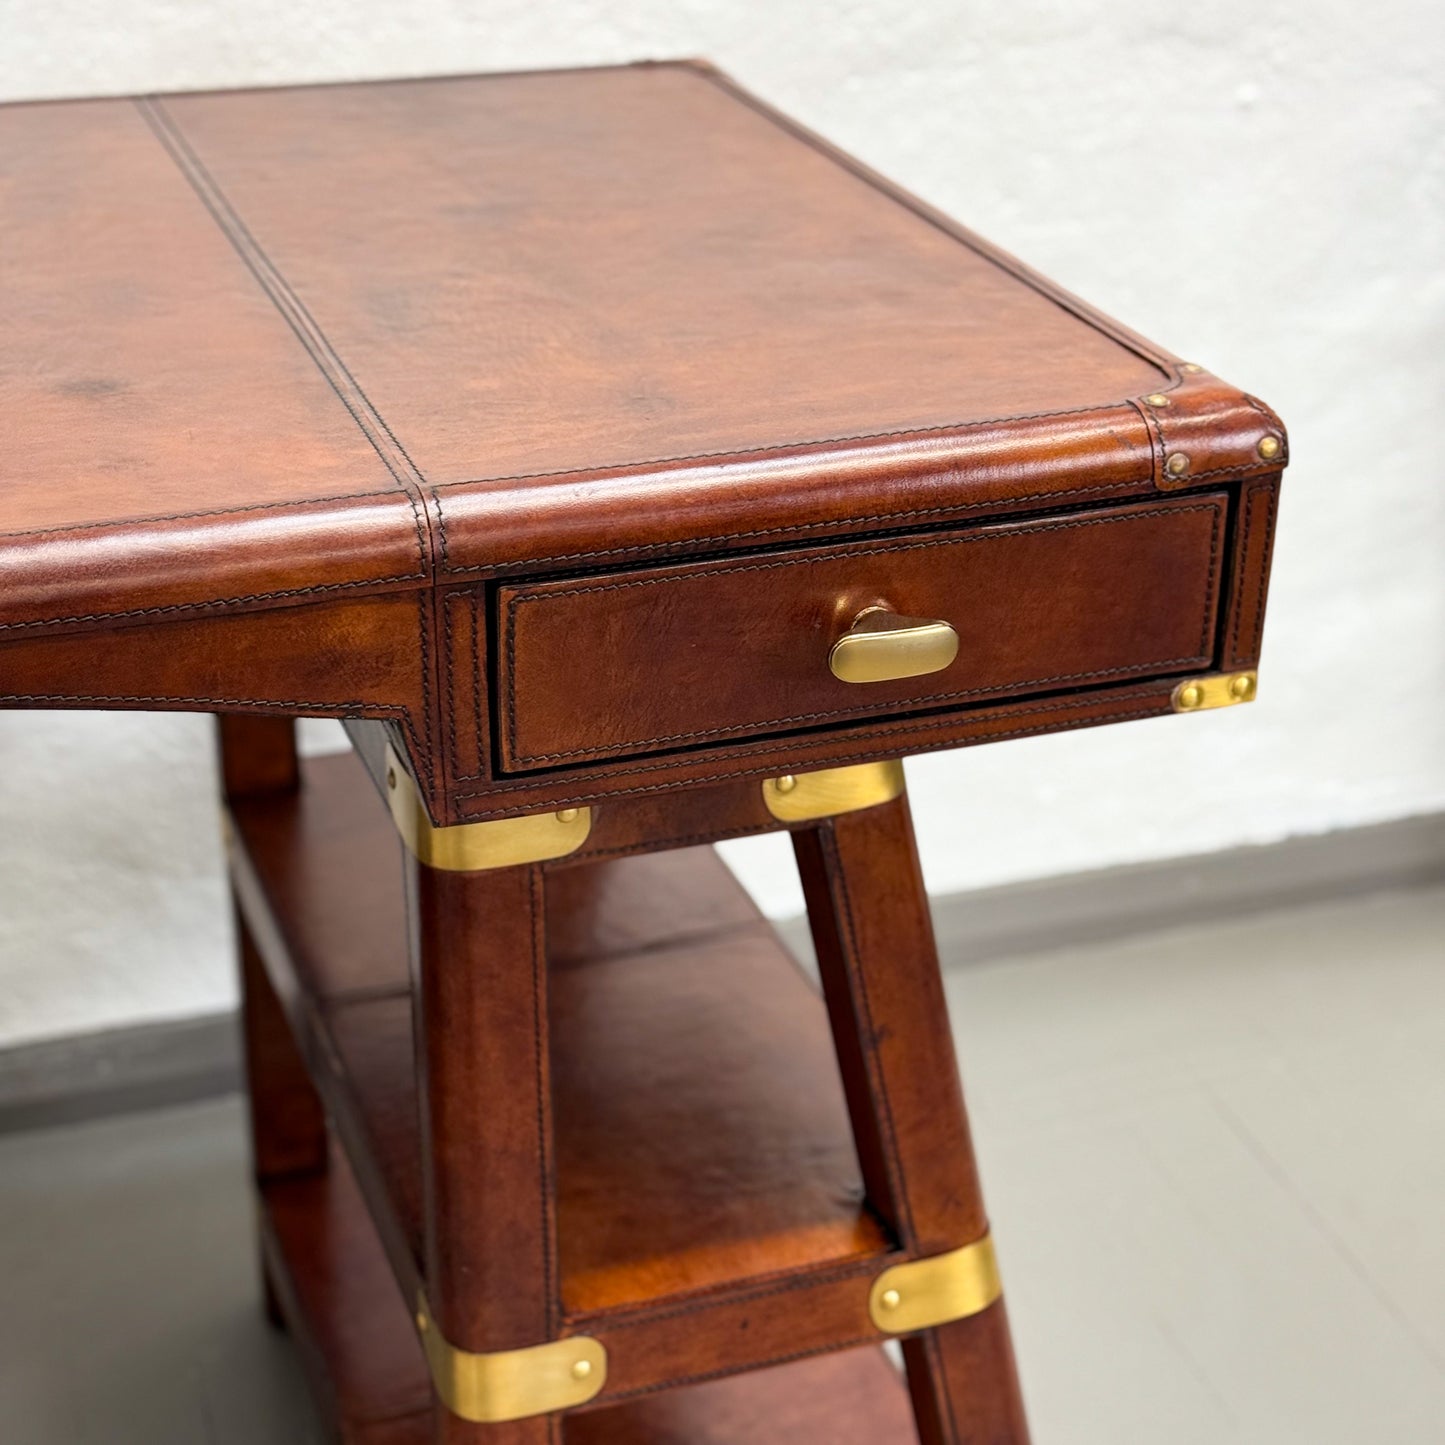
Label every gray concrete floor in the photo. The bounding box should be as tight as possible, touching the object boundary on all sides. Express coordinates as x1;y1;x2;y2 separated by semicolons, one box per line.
1;884;1442;1443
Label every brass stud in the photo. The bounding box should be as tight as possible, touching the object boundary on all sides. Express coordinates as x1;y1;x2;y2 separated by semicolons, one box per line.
879;1288;902;1312
1165;452;1190;478
1144;392;1171;407
1257;435;1281;460
555;808;579;823
416;1310;429;1332
775;775;798;794
387;767;398;791
1178;683;1204;711
571;1359;593;1381
1181;362;1204;373
1229;672;1256;702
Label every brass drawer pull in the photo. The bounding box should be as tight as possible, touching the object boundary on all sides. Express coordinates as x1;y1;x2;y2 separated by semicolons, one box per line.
829;607;959;684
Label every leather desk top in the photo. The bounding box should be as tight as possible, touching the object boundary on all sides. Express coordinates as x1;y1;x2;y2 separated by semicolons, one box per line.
0;61;1287;823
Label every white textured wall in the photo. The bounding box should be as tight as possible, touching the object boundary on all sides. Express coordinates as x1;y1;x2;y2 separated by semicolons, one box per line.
1;2;1441;1046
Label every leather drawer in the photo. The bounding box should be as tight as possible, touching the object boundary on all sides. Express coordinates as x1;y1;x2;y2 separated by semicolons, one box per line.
496;494;1228;772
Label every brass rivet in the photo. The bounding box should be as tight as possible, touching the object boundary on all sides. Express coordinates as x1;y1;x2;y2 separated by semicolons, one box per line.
1144;392;1170;407
555;808;579;823
1165;452;1190;477
1178;683;1204;711
416;1310;428;1332
775;775;798;794
880;1288;902;1312
1181;362;1204;373
1229;673;1256;702
387;767;398;791
1257;435;1281;460
571;1359;592;1381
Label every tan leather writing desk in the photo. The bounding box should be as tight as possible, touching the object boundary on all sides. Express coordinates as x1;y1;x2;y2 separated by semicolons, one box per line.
0;62;1285;1444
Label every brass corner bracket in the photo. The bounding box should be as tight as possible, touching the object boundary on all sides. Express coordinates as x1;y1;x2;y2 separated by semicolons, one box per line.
384;746;592;870
1171;670;1258;714
762;759;906;822
869;1233;1003;1335
415;1294;606;1423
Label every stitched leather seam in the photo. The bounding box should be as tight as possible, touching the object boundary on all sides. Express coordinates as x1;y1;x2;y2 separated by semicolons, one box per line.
434;475;1148;574
573;1253;883;1330
501;503;1222;765
513;656;1205;767
137;100;433;578
1233;480;1280;666
598;1333;882;1404
529;866;558;1337
1249;488;1279;660
695;61;1175;374
1182;461;1281;482
455;686;1168;809
0;489;409;544
0;574;424;633
505;504;1216;604
826;821;918;1245
428;400;1136;495
568;820;779;863
441;595;461;786
414;596;435;796
1228;483;1266;665
137;96;439;743
1201;502;1222;656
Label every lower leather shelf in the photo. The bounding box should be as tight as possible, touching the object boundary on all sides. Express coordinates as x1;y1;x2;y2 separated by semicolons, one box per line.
262;1150;919;1444
228;752;898;1396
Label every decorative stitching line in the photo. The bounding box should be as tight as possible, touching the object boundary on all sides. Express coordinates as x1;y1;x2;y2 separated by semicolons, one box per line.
501;503;1223;766
0;573;423;633
571;1252;885;1330
1228;483;1264;666
691;62;1176;375
428;399;1139;496
1249;487;1279;661
454;685;1170;810
1226;480;1279;668
529;866;558;1338
0;489;406;544
566;820;779;864
434;475;1150;576
597;1333;882;1405
826;822;917;1244
516;658;1203;768
470;608;485;777
1201;501;1223;656
136;99;433;583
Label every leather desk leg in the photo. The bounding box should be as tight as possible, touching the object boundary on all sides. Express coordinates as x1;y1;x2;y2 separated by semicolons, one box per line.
406;856;559;1445
794;796;1031;1445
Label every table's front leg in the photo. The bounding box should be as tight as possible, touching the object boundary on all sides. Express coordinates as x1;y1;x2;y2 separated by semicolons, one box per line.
406;851;570;1445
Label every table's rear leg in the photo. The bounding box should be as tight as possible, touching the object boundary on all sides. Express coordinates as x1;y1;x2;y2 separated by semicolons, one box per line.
218;716;328;1327
792;789;1031;1445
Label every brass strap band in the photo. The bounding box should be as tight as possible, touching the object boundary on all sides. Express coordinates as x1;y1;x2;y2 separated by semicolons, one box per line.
415;1294;606;1422
869;1233;1003;1334
385;745;591;870
762;759;906;822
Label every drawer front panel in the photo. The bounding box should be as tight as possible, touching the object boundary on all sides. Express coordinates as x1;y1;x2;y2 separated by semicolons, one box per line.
497;495;1227;772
